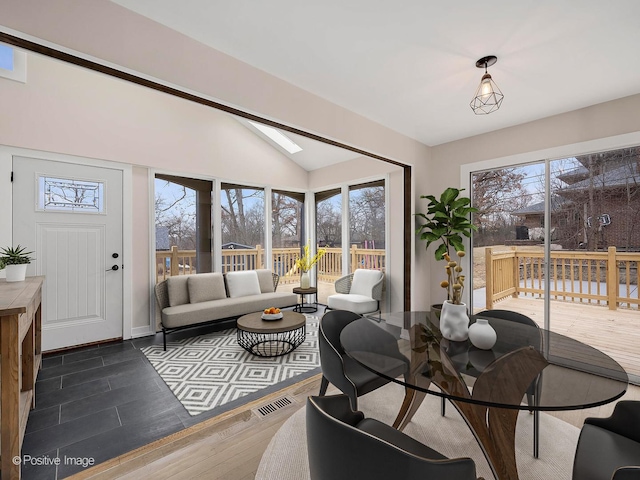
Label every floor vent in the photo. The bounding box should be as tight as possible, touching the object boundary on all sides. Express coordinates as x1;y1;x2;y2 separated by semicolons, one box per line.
254;396;294;417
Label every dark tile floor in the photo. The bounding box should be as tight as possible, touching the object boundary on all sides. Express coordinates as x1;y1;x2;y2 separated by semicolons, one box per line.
21;320;249;480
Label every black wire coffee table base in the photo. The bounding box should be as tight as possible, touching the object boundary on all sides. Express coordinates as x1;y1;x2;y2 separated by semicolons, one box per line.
237;325;306;357
236;311;307;357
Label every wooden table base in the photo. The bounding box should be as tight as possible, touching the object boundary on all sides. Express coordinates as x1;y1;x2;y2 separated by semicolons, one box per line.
394;325;548;480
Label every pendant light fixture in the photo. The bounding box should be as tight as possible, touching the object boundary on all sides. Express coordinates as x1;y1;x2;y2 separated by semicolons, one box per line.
470;55;503;115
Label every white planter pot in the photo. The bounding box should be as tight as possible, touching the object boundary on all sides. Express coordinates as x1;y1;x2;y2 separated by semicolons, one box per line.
5;264;28;282
468;318;497;350
439;300;469;342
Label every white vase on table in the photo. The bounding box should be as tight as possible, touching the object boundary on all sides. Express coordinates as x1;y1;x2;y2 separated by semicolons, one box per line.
468;318;497;350
439;300;469;342
300;271;310;289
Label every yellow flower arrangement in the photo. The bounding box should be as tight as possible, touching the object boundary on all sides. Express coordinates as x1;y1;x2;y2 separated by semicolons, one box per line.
295;242;326;273
441;250;466;305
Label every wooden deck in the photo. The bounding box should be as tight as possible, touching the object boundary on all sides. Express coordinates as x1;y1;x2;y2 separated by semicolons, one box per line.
279;281;640;379
483;297;640;378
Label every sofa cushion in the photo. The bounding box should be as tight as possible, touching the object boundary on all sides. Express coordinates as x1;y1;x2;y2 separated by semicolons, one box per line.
161;292;298;328
256;269;275;293
349;269;383;296
226;270;261;298
166;276;190;307
188;273;226;303
327;293;378;314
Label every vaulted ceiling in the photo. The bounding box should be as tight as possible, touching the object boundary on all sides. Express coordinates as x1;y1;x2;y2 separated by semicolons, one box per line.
111;0;640;148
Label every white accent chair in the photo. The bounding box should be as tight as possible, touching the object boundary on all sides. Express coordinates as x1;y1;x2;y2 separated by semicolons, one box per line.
326;269;384;315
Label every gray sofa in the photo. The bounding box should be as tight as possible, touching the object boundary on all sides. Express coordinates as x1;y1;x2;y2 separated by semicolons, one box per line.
155;269;298;349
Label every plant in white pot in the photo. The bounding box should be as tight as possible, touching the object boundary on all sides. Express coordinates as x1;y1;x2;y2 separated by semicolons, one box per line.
0;245;34;282
416;187;477;341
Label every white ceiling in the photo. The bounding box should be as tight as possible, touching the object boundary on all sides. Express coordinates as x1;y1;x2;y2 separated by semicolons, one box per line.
111;0;640;149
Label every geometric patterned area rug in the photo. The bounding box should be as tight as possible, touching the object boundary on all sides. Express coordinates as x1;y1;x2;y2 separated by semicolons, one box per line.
141;315;320;416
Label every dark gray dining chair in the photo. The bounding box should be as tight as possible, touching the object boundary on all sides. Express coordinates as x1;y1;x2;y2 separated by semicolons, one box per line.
572;401;640;480
306;394;481;480
318;309;408;410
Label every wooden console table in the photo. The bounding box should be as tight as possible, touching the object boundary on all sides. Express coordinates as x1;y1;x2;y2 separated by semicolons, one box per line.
0;276;43;480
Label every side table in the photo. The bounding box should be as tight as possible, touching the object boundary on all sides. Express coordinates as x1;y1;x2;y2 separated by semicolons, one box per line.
292;286;318;313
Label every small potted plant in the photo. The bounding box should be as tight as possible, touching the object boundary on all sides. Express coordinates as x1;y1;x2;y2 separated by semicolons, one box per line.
0;245;34;282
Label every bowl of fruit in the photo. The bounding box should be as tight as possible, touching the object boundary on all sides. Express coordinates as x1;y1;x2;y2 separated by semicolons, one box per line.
261;307;283;320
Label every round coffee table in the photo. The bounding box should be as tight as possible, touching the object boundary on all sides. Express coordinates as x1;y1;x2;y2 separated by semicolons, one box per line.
236;311;306;357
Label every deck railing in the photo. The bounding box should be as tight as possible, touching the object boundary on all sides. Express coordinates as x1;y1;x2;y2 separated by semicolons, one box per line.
486;246;639;310
156;245;386;285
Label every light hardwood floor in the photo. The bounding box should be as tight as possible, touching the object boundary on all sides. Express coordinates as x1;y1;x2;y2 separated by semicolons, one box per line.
70;374;640;480
481;297;640;378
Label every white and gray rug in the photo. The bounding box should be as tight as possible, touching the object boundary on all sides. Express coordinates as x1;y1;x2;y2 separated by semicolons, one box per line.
141;316;320;416
257;381;580;480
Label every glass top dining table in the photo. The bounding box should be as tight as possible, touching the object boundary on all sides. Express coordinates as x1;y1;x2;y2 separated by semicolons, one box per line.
340;311;629;480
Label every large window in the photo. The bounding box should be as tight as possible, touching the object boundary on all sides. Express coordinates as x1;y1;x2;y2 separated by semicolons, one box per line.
471;146;640;381
315;181;387;308
155;175;213;281
315;188;342;304
220;183;265;272
272;190;305;286
350;180;386;269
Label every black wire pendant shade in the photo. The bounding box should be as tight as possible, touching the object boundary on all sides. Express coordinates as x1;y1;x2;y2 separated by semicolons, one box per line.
470;55;504;115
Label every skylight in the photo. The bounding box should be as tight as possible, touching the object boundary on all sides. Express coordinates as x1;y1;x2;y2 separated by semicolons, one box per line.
0;44;14;71
0;44;26;83
249;121;302;154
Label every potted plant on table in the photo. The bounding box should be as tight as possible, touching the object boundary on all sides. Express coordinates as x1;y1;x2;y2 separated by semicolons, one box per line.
415;188;477;340
295;242;326;289
0;245;34;282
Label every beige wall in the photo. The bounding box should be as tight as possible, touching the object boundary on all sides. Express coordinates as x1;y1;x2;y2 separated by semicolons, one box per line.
0;54;309;186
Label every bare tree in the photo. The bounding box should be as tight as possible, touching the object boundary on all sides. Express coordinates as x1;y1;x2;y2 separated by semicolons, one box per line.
221;187;265;246
155;180;196;249
272;192;302;248
472;168;528;246
349;186;385;247
317;198;341;247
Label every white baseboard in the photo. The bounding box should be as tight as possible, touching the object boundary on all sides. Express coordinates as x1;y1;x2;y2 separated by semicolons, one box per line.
131;325;155;338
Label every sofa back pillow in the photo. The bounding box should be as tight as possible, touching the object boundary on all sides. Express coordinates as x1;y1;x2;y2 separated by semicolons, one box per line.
255;269;275;293
225;270;261;298
188;273;226;303
166;276;190;307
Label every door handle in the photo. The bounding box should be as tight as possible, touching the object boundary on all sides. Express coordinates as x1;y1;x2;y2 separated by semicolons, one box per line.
106;265;119;272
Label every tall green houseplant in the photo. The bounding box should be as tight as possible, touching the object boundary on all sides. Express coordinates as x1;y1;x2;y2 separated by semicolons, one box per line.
416;188;478;303
416;187;478;260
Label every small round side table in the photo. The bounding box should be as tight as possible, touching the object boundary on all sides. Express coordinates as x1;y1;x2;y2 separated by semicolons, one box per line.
292;286;318;313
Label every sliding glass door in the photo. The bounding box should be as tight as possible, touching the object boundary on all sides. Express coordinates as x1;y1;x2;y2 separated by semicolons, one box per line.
471;147;640;381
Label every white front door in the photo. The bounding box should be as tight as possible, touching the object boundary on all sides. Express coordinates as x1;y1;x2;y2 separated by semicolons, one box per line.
12;156;124;351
